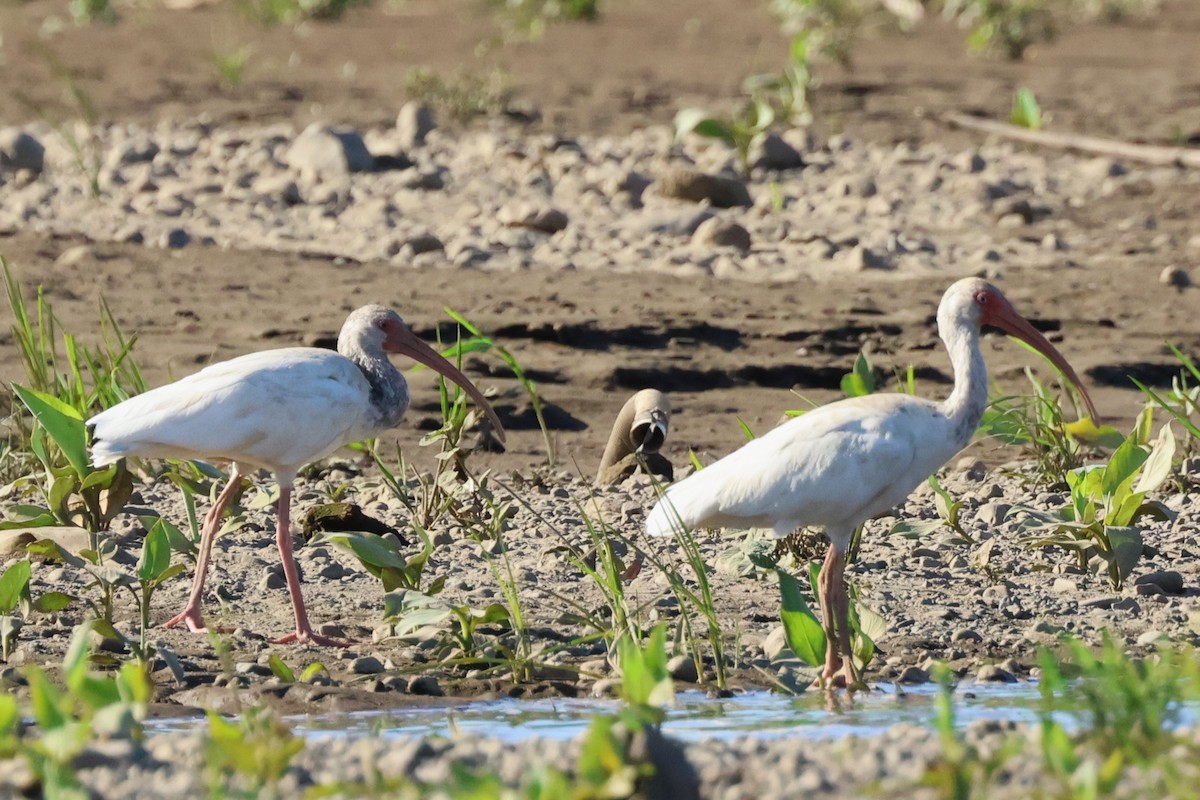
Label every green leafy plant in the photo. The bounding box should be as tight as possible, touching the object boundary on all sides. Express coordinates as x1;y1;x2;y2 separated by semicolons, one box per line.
486;0;599;42
9;384;134;534
10;623;150;798
3;259;145;535
1010;87;1044;129
204;706;304;799
214;44;252;90
404;66;512;123
444;307;553;465
69;0;116;24
385;590;511;665
319;528;444;595
942;0;1055;59
675;33;811;175
774;566;884;686
0;560;32;660
0;559;71;661
131;518;187;659
1038;634;1200;765
1134;342;1200;462
890;475;974;543
14;51;104;197
978;367;1102;487
1017;411;1176;588
920;662;1018;798
615;624;675;710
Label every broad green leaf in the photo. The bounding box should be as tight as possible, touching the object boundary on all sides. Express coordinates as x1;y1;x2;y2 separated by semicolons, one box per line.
1104;526;1143;586
777;569;826;667
392;603;452;634
1101;434;1148;498
299;662;328;682
32;591;73;613
1010;88;1042;130
48;475;77;522
1064;417;1125;448
0;508;57;530
1133;404;1154;445
137;521;172;583
27;668;68;729
73;673;121;711
62;621;93;691
267;654;295;683
1041;719;1078;774
1133;424;1175;494
79;463;118;491
852;628;875;668
471;602;512;625
806;560;821;599
673;107;734;143
0;560;31;614
151;563;187;588
23;538;86;568
12;384;90;478
322;531;408;570
889;519;945;538
1131;499;1175;523
854;602;887;643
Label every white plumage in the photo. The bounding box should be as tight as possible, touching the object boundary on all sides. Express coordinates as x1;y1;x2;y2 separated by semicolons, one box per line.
646;278;1098;687
89;305;505;646
92;349;379;476
646;394;960;539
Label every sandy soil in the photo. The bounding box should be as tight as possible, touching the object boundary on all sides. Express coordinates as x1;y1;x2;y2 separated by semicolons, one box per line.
0;1;1198;794
0;0;1197;473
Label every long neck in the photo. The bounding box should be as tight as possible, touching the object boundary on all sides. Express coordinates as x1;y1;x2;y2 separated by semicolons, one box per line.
340;340;409;430
938;324;989;449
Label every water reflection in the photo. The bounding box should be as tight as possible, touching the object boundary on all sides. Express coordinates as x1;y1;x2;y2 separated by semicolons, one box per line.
143;682;1075;742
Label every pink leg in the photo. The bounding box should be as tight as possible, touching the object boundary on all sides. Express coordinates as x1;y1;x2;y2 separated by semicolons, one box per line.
816;545;841;682
819;547;863;689
165;470;243;633
270;487;351;647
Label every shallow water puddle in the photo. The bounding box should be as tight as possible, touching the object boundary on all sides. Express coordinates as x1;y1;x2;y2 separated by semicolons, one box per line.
143;681;1200;743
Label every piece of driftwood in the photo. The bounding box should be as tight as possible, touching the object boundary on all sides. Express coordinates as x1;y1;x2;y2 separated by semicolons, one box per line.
945;113;1200;169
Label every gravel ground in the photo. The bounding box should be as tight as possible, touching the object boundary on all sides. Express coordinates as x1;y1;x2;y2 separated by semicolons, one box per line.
3;115;1198;283
1;3;1199;793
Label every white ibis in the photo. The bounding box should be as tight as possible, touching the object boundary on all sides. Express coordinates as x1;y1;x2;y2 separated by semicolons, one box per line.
89;305;505;647
644;278;1098;687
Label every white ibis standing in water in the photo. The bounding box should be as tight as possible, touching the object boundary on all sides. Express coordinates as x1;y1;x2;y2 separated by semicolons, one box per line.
645;278;1098;687
89;305;505;646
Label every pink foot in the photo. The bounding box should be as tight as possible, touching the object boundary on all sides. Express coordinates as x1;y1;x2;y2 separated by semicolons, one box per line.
164;608;237;634
164;607;208;633
272;629;353;648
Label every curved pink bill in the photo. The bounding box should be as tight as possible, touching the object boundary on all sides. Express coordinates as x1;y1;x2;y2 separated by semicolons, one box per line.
387;327;507;443
986;301;1100;422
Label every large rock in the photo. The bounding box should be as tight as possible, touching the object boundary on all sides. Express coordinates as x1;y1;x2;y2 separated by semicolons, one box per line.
497;200;569;233
286;124;374;183
0;129;45;175
0;526;91;557
692;217;751;251
396;102;436;148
